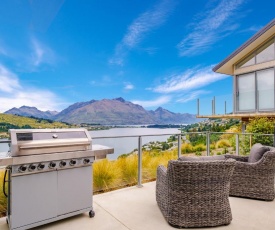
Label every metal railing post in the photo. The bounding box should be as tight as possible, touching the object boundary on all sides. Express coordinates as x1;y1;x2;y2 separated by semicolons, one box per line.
178;134;181;158
206;132;210;156
236;134;239;155
213;96;216;115
212;100;214;115
137;136;143;188
197;99;200;116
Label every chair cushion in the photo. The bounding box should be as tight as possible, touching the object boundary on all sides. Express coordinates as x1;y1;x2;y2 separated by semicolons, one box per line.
178;155;225;161
265;145;275;151
248;143;269;163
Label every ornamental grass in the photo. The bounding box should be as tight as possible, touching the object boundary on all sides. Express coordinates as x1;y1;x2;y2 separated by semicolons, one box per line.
0;170;7;217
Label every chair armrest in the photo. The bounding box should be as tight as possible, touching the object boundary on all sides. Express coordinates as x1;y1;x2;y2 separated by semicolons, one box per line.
225;154;249;162
156;165;169;217
231;151;275;172
157;165;167;181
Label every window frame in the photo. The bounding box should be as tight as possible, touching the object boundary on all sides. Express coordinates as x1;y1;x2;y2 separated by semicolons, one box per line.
235;67;275;113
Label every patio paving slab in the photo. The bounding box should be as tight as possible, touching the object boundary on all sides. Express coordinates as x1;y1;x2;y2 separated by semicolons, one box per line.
0;181;275;230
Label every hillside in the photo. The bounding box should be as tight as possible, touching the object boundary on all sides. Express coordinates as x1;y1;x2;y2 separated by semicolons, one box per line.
0;114;73;137
149;107;198;124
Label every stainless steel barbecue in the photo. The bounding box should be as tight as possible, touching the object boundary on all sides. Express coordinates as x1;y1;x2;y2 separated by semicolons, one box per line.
1;128;113;230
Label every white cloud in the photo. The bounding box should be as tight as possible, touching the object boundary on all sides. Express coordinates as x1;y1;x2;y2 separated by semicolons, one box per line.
124;83;134;90
109;0;175;65
152;66;227;93
0;65;66;112
31;38;56;67
239;25;263;34
177;0;245;56
177;90;210;103
131;96;171;108
0;65;21;93
122;0;172;49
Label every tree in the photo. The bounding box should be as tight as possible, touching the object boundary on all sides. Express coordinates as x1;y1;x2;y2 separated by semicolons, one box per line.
243;117;274;153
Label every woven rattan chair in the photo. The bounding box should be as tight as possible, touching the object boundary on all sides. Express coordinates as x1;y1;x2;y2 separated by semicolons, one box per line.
225;149;275;201
156;159;236;228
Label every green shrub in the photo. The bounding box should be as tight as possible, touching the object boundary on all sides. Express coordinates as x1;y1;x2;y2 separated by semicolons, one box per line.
222;148;228;154
241;117;274;154
181;143;193;154
210;143;216;150
193;144;206;152
161;142;170;150
195;151;202;156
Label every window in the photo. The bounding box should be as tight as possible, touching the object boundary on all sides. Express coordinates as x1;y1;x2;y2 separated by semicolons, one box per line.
257;68;274;110
236;37;275;69
236;68;275;112
237;73;255;111
256;40;275;64
238;53;255;68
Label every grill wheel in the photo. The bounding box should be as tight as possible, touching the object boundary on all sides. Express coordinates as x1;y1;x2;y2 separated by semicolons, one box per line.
89;210;95;218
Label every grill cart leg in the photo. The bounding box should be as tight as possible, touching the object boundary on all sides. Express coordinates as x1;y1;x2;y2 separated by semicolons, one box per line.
89;210;95;218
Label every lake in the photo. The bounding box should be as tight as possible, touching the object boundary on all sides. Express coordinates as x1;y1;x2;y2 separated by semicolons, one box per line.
0;128;181;159
91;128;180;159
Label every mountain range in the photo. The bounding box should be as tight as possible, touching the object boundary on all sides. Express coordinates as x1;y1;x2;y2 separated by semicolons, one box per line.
5;106;58;120
4;97;200;125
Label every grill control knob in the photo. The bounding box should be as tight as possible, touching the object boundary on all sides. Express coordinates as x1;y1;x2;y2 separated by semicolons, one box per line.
49;162;56;169
83;159;90;164
28;164;36;171
18;165;27;173
70;159;77;166
60;161;67;167
37;163;45;170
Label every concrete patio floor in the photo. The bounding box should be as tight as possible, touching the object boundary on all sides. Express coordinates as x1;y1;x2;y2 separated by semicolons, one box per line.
1;181;275;230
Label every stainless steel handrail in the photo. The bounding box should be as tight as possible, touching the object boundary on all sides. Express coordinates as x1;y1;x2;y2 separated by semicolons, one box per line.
92;133;181;139
1;131;274;187
0;140;10;143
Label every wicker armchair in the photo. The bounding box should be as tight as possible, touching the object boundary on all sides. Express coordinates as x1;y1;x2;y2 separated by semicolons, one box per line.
225;150;275;201
156;159;236;228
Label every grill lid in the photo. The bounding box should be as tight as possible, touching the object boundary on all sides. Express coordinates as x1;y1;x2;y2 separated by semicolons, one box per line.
9;129;92;157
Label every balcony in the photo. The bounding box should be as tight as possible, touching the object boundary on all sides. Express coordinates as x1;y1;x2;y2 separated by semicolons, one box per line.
0;181;275;229
1;131;275;229
196;94;275;121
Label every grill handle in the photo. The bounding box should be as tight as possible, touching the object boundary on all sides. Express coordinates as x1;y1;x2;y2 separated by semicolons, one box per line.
3;167;11;198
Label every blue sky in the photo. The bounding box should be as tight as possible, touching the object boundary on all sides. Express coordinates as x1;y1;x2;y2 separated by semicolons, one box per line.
0;0;274;114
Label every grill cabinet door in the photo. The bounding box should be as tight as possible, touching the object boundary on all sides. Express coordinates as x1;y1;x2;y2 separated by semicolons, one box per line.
10;171;58;229
57;166;92;215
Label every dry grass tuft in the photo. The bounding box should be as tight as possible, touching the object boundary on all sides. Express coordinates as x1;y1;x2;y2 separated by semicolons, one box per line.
0;170;7;217
181;143;193;154
93;159;121;191
215;139;231;148
115;154;138;184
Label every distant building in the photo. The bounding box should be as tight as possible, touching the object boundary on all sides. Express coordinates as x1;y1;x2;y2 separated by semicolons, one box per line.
198;18;275;123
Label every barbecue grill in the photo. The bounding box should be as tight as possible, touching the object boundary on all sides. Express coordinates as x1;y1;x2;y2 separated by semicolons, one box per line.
1;128;114;230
